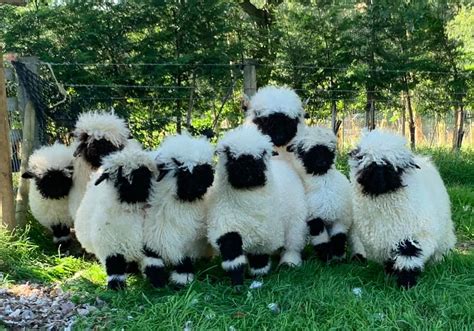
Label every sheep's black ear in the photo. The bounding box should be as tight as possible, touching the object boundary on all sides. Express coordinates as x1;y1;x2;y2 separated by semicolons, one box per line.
22;171;35;179
73;142;86;157
95;172;109;186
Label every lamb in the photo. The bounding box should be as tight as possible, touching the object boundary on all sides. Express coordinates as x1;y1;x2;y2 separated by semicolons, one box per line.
286;126;352;261
68;111;130;220
245;86;306;157
21;142;75;246
74;148;157;290
348;129;456;288
142;134;214;288
207;125;308;286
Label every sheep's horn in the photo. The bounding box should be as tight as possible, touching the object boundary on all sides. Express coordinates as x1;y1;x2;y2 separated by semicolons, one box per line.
95;172;109;186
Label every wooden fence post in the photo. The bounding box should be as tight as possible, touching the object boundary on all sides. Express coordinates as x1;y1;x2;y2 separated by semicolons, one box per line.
243;59;257;98
15;56;39;228
0;50;16;230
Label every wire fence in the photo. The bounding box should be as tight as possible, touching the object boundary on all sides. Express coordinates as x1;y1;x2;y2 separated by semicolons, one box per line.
4;60;473;172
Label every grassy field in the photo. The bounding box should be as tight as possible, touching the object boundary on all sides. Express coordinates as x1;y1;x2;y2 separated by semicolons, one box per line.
1;149;473;330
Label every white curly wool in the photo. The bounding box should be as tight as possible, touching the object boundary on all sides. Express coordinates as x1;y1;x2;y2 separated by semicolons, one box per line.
143;134;214;266
349;130;456;266
27;143;74;232
246;86;304;120
73;111;130;147
289;126;352;238
68;111;131;220
75;148;156;266
207;126;308;267
154;133;214;171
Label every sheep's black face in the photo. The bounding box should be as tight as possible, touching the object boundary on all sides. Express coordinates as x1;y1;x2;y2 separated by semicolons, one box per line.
253;113;299;147
76;137;121;168
175;164;214;202
35;169;73;199
115;166;152;204
357;162;404;196
225;151;267;189
297;144;335;176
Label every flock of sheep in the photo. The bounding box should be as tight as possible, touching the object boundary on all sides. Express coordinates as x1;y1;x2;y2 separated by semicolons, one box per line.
22;86;456;290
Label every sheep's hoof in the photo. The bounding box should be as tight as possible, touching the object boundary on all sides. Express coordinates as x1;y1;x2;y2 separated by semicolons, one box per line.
279;251;302;267
108;279;126;291
351;254;367;263
233;284;245;293
396;269;420;289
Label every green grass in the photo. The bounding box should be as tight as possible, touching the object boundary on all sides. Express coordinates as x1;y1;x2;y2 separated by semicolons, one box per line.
1;149;473;330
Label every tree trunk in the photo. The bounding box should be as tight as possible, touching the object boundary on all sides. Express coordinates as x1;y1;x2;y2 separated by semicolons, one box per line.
453;99;465;151
405;90;415;150
331;100;337;134
400;92;406;136
186;72;195;131
0;49;16;230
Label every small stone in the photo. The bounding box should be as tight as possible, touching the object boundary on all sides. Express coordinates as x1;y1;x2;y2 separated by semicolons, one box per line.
0;288;8;295
77;308;90;316
21;310;35;320
249;280;263;289
9;309;21;318
228;326;236;331
184;320;193;331
127;315;133;320
267;303;280;314
61;302;75;313
352;287;363;298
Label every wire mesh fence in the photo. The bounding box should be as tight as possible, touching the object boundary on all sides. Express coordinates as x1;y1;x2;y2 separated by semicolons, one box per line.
4;59;473;172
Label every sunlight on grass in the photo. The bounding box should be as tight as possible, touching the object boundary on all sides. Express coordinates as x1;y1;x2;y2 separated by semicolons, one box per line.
1;148;473;329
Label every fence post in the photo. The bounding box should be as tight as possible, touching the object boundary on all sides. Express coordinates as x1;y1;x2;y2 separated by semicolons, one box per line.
243;59;257;98
15;56;39;228
0;50;16;230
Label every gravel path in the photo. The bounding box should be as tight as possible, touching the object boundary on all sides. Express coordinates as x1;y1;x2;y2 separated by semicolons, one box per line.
0;282;104;329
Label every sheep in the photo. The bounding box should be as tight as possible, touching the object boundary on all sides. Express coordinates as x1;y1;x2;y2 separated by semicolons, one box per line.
21;142;75;246
286;126;352;261
68;111;130;220
142;134;214;288
348;129;456;288
207;125;307;286
74;147;157;290
245;86;306;158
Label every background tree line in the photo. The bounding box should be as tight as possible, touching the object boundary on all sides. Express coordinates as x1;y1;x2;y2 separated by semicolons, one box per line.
0;0;472;149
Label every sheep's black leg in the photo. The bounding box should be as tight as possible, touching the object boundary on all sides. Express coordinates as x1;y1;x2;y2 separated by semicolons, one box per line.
51;223;71;248
392;239;423;289
126;261;140;275
105;254;127;290
142;246;167;288
307;218;331;261
170;257;194;287
247;253;270;277
383;259;396;275
217;232;246;286
330;233;347;260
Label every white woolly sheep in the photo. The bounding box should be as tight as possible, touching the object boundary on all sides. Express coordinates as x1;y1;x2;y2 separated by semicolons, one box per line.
68;111;130;220
348;129;456;288
245;86;306;158
22;142;75;246
142;134;214;288
207;125;308;286
74;148;157;290
286;126;353;261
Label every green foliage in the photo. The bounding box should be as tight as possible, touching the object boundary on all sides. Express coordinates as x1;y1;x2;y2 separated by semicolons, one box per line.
0;0;472;141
